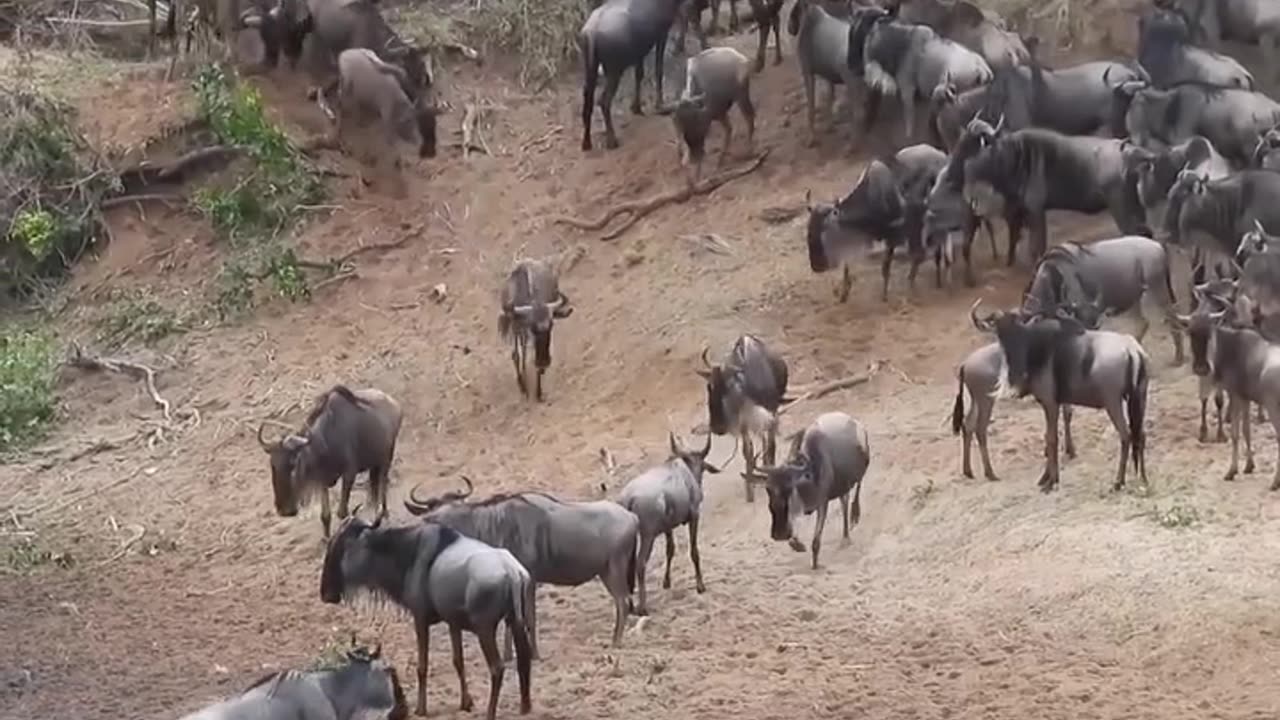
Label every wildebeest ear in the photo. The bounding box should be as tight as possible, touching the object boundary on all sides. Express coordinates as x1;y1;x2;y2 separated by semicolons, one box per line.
669;431;682;457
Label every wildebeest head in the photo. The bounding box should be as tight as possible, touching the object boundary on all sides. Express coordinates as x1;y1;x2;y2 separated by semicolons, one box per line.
751;435;817;549
329;642;409;720
970;298;1085;394
1177;283;1234;376
962;133;1011;219
1161;169;1206;244
512;292;572;368
697;347;746;435
1236;219;1279;265
258;419;318;518
319;513;385;604
402;476;474;516
321;514;459;606
668;431;728;480
804;190;841;272
1104;66;1148;139
673;94;711;166
846;4;894;75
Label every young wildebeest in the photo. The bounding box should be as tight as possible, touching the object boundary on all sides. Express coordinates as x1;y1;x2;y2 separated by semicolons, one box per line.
805;144;948;302
318;48;437;163
1136;7;1255;90
177;644;408;720
402;477;639;655
321;516;534;720
970;300;1150;492
698;334;788;502
1120;83;1280;166
498;259;573;402
618;431;734;614
578;0;684;151
257;385;403;538
671;47;756;185
788;0;862;145
746;411;871;570
847;3;993;144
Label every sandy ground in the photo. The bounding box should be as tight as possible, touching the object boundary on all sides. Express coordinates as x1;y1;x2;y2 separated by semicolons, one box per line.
4;6;1280;720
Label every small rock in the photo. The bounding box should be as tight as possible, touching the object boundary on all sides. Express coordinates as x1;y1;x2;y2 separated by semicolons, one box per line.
429;284;447;302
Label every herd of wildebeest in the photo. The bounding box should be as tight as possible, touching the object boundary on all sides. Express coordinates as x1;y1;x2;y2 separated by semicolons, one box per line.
138;0;1280;718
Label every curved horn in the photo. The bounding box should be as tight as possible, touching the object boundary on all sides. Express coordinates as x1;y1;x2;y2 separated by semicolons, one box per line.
804;188;813;210
701;428;713;457
256;419;293;451
552;290;570;308
370;643;382;660
1255;218;1267;236
970;298;996;332
715;433;740;468
404;482;436;514
993;113;1005;134
700;346;713;370
456;476;475;499
669;431;682;456
369;510;383;530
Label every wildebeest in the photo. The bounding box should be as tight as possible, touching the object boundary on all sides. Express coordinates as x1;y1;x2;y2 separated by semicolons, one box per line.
847;4;993;143
1174;280;1247;442
1022;236;1184;364
402;477;639;655
1123;135;1231;236
498;258;573;402
1158;0;1280;86
923;117;1005;282
788;0;863;145
321;515;535;720
962;127;1151;263
177;644;408;720
617;431;734;614
804;144;949;299
182;0;283;68
317;48;437;161
1163;169;1280;287
1137;7;1255;89
745;411;871;570
578;0;683;150
970;299;1150;492
1121;82;1280;165
1234;219;1280;339
697;334;788;501
257;385;403;538
682;0;786;72
889;0;1029;69
671;47;756;185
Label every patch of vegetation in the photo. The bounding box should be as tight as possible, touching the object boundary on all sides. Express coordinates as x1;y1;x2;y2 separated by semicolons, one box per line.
910;479;936;510
0;327;59;453
1151;503;1201;529
95;289;188;347
3;536;73;574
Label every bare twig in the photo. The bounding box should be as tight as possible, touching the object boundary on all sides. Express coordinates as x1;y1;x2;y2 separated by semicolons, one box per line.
115;145;246;192
778;361;883;415
67;342;175;421
99;193;184;209
96;524;145;566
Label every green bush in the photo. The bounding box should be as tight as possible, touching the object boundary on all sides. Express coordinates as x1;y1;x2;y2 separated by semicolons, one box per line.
0;327;58;452
96;290;187;347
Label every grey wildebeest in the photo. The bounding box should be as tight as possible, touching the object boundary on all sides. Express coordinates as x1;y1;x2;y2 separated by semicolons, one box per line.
402;476;640;655
1174;279;1249;442
1123;135;1231;236
318;48;437;162
257;385;403;538
970;300;1150;492
671;47;756;185
681;0;786;72
745;411;871;570
804;144;949;299
1163;169;1280;290
498;258;573;402
788;0;862;145
1158;0;1280;86
1251;123;1280;171
321;515;535;720
889;0;1029;69
617;431;735;614
1234;219;1280;340
962;127;1151;263
1120;82;1280;165
698;334;788;502
923;117;1006;283
1136;7;1255;90
578;0;683;150
177;644;408;720
847;4;993;144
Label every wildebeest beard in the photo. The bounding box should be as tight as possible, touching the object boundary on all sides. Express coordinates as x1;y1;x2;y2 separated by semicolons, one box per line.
705;369;736;434
532;329;552;369
806;206;835;272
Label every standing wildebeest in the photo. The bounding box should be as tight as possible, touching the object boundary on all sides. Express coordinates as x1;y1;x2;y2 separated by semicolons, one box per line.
789;0;862;145
847;4;993;144
1123;135;1231;235
1174;280;1248;442
402;476;640;655
257;385;402;538
181;0;284;69
890;0;1029;69
178;644;408;720
617;431;734;614
1234;219;1280;341
1137;7;1255;90
498;258;573;402
745;411;871;570
578;0;683;150
319;48;437;161
805;144;949;300
1120;82;1280;165
1163;169;1280;289
962;127;1151;263
924;117;1006;283
671;47;756;185
697;334;788;501
970;299;1150;492
321;516;535;720
681;0;786;72
1158;0;1280;86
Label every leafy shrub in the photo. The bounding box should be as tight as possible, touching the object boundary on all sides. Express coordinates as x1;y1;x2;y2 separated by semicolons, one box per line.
0;327;58;452
96;290;187;347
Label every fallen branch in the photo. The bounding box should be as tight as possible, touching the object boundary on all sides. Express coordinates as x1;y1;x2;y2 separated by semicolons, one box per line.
96;524;145;566
116;145;246;192
100;193;185;209
66;342;189;424
441;41;482;62
45;16;152;28
759;205;804;224
778;361;883;415
555;150;770;241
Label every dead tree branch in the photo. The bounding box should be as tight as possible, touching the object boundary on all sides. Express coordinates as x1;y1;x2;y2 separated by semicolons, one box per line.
778;361;883;416
115;145;246;193
68;342;175;421
555;150;770;241
99;193;184;209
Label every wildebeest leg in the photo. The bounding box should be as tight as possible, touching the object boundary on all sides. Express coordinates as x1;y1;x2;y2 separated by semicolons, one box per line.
861;86;881;137
633;533;655;615
772;13;783;65
1038;402;1060;492
1226;396;1242;481
502;588;537;660
727;0;739;30
1063;405;1076;459
838;262;853;303
654;34;668;110
535;365;547;403
688;515;706;592
838;492;851;548
478;627;505;720
604;557;629;647
319;487;332;538
414;615;431;716
717;117;733;168
802;70;817;146
753;15;768;72
1269;403;1280;490
1006;209;1026;267
449;625;475;712
879;243;893;301
739;87;756;157
810;503;828;569
337;471;356;520
1104;401;1130;491
960;390;975;479
582;55;599;151
631;61;645;115
599;68;624;150
976;394;999;481
742;432;756;502
962;215;979;286
511;606;533;714
512;337;528;396
1214;386;1226;442
661;529;675;589
1243;398;1256;474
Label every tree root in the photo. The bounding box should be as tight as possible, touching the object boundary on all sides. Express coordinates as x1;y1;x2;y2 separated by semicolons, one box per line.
66;343;200;448
115;145;246;193
555;150;770;241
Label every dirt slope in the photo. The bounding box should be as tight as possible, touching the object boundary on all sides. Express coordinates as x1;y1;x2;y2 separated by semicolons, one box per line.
4;9;1280;720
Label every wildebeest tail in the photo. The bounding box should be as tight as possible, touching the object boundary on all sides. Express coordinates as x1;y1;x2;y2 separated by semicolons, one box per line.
498;311;514;340
508;570;536;647
951;367;965;435
625;530;638;597
1126;351;1148;472
1162;255;1177;307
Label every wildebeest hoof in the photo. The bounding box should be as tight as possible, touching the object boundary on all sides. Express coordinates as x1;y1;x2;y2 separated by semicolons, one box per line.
788;537;806;552
1198;428;1209;443
631;103;644;116
1224;469;1237;481
605;136;620;150
661;578;671;590
632;606;649;617
460;693;474;712
1270;480;1280;491
695;581;706;593
582;137;593;151
754;59;765;73
1217;432;1227;443
985;472;1000;482
962;467;974;479
1245;460;1256;474
1065;447;1077;460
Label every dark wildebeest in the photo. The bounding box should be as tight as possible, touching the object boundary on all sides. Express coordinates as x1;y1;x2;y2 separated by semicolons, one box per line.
1157;0;1280;86
697;334;788;501
889;0;1029;69
788;0;863;145
1120;82;1280;165
1234;219;1280;341
1174;279;1249;442
402;477;640;655
745;411;871;570
617;431;735;614
923;117;1006;283
321;515;535;720
498;258;573;402
1136;6;1255;89
578;0;683;150
671;47;756;185
177;644;408;720
317;48;437;161
1163;169;1280;293
847;4;993;144
962;127;1151;263
257;385;403;538
1251;123;1280;171
970;299;1150;492
804;144;949;299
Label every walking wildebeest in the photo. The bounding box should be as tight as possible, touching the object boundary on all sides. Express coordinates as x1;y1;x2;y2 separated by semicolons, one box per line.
1120;82;1280;165
745;411;871;570
697;334;788;501
618;431;735;614
804;144;949;299
1157;0;1280;86
403;477;640;655
1137;7;1255;89
578;0;683;150
847;4;993;144
970;299;1150;492
671;47;756;185
1163;169;1280;291
789;0;863;145
317;48;437;162
924;117;1005;282
257;385;402;538
321;515;535;720
177;644;408;720
962;127;1151;263
498;258;573;402
890;0;1029;69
